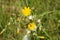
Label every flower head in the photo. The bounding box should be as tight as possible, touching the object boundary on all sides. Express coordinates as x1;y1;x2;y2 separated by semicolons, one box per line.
22;7;31;16
37;19;41;23
28;22;36;31
28;15;34;20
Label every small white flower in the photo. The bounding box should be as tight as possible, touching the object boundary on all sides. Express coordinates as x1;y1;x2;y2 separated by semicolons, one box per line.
26;29;31;34
28;15;34;20
37;19;41;23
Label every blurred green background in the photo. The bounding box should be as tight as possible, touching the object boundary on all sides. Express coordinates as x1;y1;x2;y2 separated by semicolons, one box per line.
0;0;60;40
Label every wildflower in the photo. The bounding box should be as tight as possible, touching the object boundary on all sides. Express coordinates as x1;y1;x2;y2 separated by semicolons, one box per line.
28;22;36;31
28;15;34;20
22;7;31;16
26;29;31;35
37;19;41;23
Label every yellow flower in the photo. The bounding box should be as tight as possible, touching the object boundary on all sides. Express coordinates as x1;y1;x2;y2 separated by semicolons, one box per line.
22;7;31;16
28;22;36;31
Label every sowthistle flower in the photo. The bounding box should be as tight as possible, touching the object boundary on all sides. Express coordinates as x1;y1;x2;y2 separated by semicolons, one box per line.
28;22;36;31
22;7;31;16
